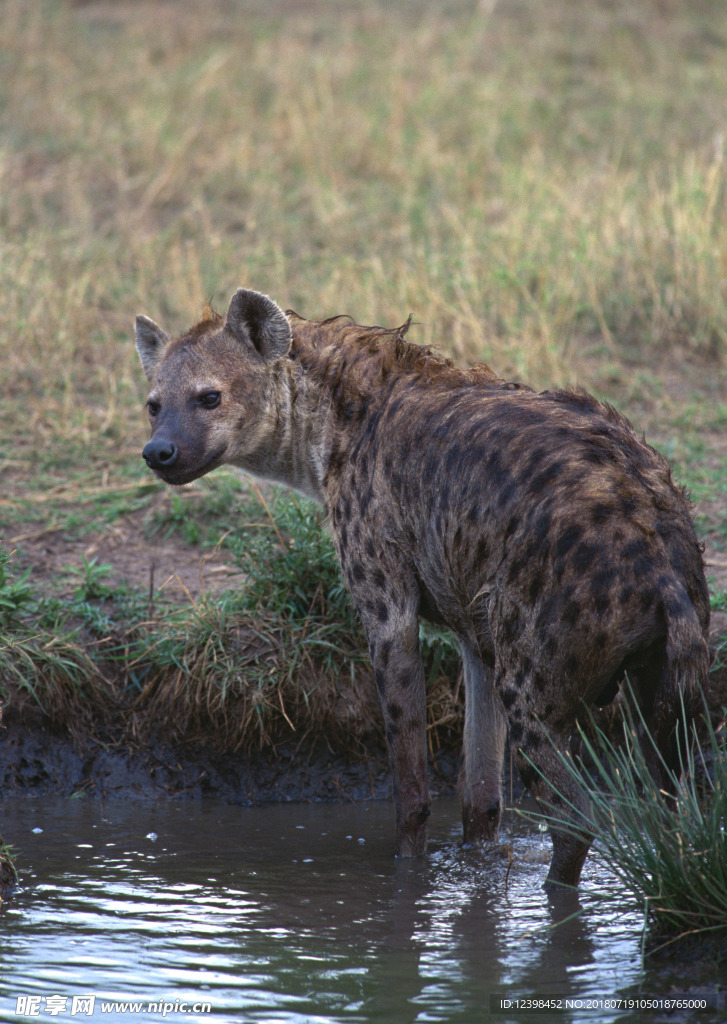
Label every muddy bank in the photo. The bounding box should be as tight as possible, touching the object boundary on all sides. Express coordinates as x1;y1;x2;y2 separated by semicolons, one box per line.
0;704;467;807
1;659;724;810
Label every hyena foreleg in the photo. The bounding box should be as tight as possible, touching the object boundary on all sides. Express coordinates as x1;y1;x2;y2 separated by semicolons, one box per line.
357;598;431;857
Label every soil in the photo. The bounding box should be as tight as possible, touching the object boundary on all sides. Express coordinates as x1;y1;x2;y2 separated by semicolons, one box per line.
4;491;241;603
0;702;464;806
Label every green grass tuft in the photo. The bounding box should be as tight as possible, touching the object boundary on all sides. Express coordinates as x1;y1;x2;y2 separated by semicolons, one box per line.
523;696;727;949
0;834;18;892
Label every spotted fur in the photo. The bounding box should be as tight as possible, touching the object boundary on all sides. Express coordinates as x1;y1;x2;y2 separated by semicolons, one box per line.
135;288;710;887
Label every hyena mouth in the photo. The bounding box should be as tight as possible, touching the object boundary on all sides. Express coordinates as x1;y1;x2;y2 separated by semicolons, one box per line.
156;446;228;486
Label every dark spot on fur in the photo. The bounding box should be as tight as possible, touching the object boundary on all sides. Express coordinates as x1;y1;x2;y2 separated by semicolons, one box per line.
620;493;639;518
372;568;386;590
555;523;584;561
501;687;518;709
377;601;389;623
497;480;517;509
379;639;392;669
591;502;616;524
510;720;524;742
359;487;373;518
624;537;653;577
663;590;689;617
474;538;489;568
562;600;581;626
508;555;527;585
591;566;619;593
387;701;403;721
524;729;541;749
528;460;563;496
502;610;522;644
639;589;656;612
573;542;600;573
528;571;544;604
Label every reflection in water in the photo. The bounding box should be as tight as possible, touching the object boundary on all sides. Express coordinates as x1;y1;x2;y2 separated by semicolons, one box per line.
0;796;721;1023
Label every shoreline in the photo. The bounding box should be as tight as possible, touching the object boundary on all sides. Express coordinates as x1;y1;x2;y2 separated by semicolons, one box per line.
0;706;464;807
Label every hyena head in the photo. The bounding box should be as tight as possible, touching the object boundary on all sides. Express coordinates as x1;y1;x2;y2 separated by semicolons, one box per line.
135;288;291;486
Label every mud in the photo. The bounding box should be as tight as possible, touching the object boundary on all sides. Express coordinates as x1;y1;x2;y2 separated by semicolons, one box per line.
0;703;465;808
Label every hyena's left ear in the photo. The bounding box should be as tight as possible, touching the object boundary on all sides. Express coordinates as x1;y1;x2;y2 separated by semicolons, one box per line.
225;288;292;361
135;315;170;382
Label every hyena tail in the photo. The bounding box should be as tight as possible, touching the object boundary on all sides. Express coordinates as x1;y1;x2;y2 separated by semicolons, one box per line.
652;584;710;784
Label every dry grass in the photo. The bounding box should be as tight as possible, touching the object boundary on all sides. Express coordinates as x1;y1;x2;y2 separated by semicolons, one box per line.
2;1;726;456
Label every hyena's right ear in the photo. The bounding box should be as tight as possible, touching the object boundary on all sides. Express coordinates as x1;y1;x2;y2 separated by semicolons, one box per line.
135;315;170;381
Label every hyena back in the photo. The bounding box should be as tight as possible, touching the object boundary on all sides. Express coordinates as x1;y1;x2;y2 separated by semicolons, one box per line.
135;288;710;888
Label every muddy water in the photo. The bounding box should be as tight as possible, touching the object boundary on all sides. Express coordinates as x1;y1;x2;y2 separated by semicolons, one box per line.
0;796;722;1024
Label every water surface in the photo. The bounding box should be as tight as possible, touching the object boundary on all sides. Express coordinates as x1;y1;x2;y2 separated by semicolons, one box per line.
0;796;722;1023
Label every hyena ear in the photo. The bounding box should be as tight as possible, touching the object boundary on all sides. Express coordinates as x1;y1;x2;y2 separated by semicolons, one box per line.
135;315;170;382
224;288;292;361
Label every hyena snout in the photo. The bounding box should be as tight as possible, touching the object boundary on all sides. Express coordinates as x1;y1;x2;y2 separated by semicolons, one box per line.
142;436;178;471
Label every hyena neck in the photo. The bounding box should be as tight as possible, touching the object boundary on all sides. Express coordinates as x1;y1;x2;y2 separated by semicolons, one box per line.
235;312;449;504
228;357;330;503
236;316;399;504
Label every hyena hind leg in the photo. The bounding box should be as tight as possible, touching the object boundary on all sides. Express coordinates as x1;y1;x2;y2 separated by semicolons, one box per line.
457;639;507;845
508;695;593;889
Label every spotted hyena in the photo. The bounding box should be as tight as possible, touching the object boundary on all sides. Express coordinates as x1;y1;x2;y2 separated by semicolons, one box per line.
134;288;710;888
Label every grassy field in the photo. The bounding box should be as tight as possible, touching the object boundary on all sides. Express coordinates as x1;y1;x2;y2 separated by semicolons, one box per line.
1;0;727;750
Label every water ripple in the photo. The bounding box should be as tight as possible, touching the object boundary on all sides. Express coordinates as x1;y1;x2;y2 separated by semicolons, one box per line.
0;796;718;1024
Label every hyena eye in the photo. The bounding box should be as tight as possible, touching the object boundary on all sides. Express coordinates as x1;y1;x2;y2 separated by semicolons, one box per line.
198;391;221;409
147;400;160;417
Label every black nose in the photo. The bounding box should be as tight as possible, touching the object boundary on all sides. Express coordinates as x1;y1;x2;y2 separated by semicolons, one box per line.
142;437;178;470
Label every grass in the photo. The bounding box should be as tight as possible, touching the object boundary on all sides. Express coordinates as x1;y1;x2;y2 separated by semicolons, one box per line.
2;0;727;499
524;698;727;950
0;491;463;753
0;834;17;895
0;0;726;756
